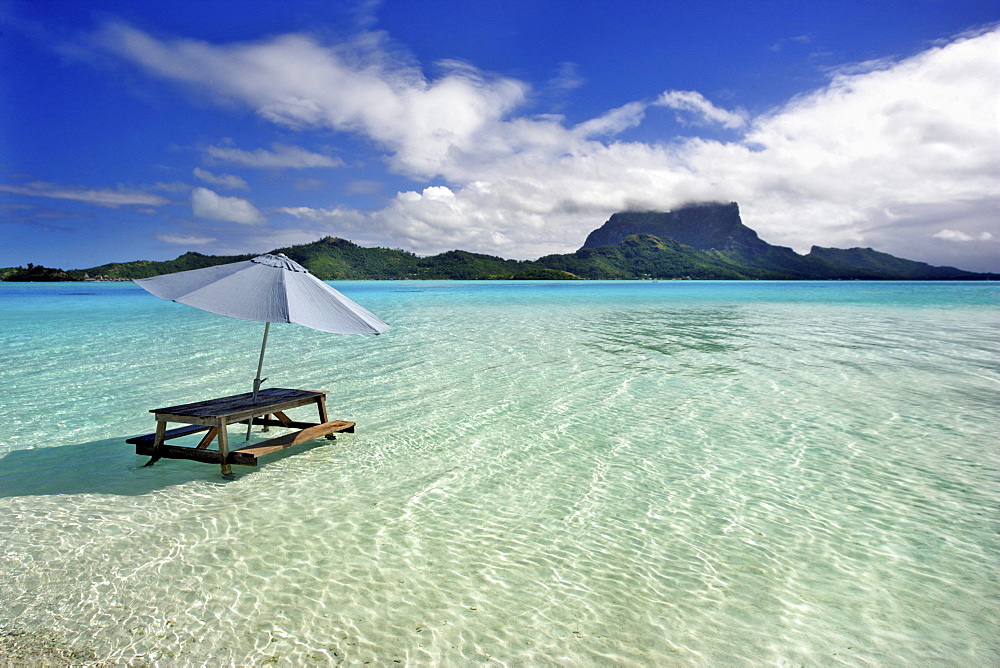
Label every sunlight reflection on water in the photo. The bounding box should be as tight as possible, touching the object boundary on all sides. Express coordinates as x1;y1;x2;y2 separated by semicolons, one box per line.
0;281;997;664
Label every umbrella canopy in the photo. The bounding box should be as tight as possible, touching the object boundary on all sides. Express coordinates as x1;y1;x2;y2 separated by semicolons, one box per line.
134;253;390;335
135;253;390;439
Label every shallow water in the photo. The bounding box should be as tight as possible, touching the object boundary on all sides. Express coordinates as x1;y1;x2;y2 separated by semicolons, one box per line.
1;280;997;665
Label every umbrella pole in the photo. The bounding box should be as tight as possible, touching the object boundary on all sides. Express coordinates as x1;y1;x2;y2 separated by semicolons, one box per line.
246;322;270;441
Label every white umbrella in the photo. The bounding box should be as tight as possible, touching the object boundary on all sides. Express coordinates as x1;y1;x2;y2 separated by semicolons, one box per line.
134;253;390;436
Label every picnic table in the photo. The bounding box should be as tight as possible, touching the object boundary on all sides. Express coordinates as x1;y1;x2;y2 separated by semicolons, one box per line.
127;388;354;478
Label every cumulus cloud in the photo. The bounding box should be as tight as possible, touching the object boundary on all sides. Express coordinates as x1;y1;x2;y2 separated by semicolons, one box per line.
98;22;527;179
100;22;1000;269
206;143;344;168
0;181;169;207
191;187;265;224
193;167;248;190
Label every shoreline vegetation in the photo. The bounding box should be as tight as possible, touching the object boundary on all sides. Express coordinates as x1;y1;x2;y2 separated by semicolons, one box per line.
4;203;995;282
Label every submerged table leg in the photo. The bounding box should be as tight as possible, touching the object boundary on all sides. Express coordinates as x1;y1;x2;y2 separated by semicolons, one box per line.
143;420;168;467
218;419;233;479
317;396;337;440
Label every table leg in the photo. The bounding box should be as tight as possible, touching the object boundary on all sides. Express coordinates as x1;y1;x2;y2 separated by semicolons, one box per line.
218;419;233;479
317;396;337;440
143;420;168;467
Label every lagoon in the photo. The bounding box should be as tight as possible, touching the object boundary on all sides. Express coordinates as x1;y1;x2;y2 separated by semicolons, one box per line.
1;280;997;664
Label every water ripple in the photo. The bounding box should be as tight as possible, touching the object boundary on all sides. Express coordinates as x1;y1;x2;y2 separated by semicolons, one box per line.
0;281;997;664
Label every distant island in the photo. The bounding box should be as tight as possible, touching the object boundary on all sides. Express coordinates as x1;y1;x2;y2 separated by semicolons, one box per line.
3;202;995;281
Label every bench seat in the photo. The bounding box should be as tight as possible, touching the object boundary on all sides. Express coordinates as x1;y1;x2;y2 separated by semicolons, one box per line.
128;420;355;466
126;424;210;447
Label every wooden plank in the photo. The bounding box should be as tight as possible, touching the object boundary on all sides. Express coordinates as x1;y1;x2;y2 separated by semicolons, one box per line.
133;441;261;467
228;451;259;467
272;411;293;427
218;418;232;477
233;421;355;460
134;442;234;465
150;388;327;420
148;389;302;415
251;417;319;430
126;424;210;445
142;420;170;468
225;398;326;425
149;413;224;428
196;427;219;449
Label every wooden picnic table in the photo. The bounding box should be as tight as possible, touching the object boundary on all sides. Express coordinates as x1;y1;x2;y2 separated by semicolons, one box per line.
127;388;354;477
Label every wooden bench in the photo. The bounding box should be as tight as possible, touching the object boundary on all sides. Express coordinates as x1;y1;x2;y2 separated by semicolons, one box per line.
129;388;355;477
127;424;211;448
130;420;355;466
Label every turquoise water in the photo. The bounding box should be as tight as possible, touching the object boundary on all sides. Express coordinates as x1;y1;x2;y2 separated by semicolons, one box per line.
0;280;997;665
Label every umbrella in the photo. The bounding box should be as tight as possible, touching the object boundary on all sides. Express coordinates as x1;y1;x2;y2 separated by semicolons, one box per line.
134;253;390;437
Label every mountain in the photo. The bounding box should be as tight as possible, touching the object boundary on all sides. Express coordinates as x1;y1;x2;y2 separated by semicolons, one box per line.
805;246;983;280
538;234;767;279
580;202;992;280
10;202;993;282
583;202;764;253
580;202;840;277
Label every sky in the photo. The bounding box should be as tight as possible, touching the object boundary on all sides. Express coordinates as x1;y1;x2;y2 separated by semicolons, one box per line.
2;0;999;272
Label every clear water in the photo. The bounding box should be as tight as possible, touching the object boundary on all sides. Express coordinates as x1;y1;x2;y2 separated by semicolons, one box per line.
0;280;997;665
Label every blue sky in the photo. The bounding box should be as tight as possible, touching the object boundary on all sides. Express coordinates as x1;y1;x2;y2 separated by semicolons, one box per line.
2;0;999;271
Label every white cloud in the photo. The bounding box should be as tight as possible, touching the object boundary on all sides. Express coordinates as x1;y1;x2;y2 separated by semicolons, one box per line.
654;90;748;129
193;167;248;190
191;187;265;224
770;35;813;52
98;23;527;179
933;229;995;242
549;62;585;93
205;143;344;168
573;102;649;138
0;181;169;207
155;233;216;245
150;181;192;193
100;23;1000;269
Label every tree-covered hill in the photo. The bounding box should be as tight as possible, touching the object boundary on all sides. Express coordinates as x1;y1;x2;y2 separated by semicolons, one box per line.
11;203;994;282
2;264;83;281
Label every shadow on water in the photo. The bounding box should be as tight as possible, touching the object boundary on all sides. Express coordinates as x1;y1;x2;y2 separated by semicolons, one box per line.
0;433;331;498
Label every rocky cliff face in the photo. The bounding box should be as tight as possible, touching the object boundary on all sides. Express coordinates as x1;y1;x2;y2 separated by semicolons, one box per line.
581;202;768;253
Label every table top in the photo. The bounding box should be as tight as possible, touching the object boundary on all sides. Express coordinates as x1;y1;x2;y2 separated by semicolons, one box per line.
150;388;327;420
